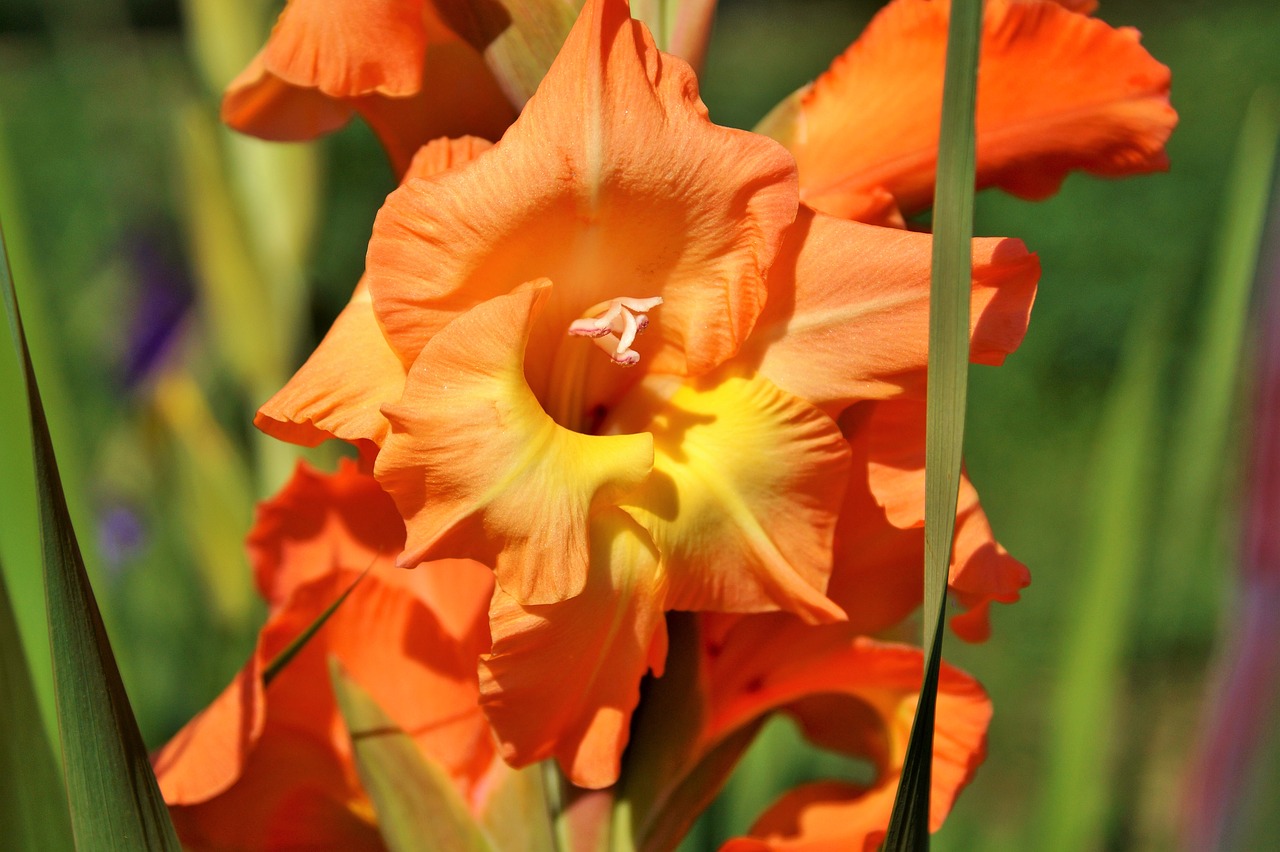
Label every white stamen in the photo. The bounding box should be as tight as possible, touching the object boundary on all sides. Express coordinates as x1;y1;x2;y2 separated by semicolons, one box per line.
567;295;662;367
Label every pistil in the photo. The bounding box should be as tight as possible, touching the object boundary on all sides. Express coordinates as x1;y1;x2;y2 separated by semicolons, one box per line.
567;296;663;366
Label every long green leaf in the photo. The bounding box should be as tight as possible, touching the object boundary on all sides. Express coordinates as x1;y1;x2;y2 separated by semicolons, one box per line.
0;218;181;850
883;0;983;849
0;555;74;851
478;764;557;852
1035;282;1168;852
328;658;493;852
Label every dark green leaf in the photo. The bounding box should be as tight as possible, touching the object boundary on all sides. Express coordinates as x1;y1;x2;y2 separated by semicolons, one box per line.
882;0;983;849
0;555;74;851
1;218;181;850
261;563;369;687
328;658;493;852
616;613;761;852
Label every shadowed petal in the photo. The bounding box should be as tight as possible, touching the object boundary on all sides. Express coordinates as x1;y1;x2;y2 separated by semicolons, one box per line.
264;0;428;97
245;458;406;607
376;285;654;604
480;509;668;789
706;622;990;851
222;51;354;141
863;400;1030;636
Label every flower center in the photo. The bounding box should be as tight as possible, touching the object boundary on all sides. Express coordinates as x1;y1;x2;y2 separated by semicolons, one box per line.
567;296;663;367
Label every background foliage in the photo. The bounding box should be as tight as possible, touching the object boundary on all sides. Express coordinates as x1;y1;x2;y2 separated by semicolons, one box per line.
1;0;1277;848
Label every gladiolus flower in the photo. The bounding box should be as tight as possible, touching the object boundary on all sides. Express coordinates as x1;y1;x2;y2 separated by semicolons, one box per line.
223;0;515;176
152;460;496;849
256;0;1038;788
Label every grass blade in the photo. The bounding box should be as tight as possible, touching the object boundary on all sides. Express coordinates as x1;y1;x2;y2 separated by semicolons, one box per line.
0;555;74;850
883;0;983;848
261;562;371;686
329;658;493;852
1;217;181;849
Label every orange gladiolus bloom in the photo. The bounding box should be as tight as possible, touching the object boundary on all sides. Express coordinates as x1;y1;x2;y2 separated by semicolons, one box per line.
256;0;1039;789
223;0;515;175
153;460;497;849
750;0;1175;640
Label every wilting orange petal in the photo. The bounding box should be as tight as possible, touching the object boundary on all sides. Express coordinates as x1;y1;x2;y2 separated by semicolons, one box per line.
222;52;354;141
706;622;990;850
864;400;1030;630
264;0;428;97
376;285;654;604
738;206;1038;418
609;373;849;624
257;137;493;452
771;0;1174;221
365;0;798;398
480;509;668;789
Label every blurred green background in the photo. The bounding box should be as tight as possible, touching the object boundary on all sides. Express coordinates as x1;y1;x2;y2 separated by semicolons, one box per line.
1;0;1278;849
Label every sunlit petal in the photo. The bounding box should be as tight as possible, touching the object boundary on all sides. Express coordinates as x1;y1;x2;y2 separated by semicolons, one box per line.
376;285;654;604
738;206;1039;417
610;373;849;624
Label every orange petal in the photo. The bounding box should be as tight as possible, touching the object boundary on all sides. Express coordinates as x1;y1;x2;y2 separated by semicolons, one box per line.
349;13;516;176
860;400;1030;635
739;206;1039;418
706;623;990;850
403;134;494;181
376;285;654;604
365;0;798;404
608;373;849;624
246;458;406;607
772;0;1175;220
153;658;265;806
823;435;927;637
221;51;354;141
257;138;492;453
155;464;496;850
263;0;428;98
166;723;384;851
480;509;668;789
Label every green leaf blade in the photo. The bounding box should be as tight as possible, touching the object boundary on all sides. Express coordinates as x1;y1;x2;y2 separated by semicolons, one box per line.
1;219;181;850
328;658;493;852
883;0;983;848
0;556;74;851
